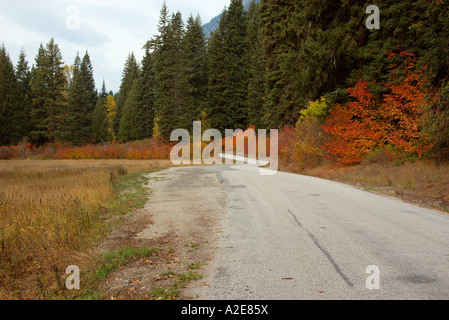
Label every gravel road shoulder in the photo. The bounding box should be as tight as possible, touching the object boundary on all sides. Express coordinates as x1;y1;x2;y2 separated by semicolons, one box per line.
97;166;227;300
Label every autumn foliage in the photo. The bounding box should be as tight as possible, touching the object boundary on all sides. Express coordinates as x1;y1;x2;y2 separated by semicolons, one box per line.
322;50;431;165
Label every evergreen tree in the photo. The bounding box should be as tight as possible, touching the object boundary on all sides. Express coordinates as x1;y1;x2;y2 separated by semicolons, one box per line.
223;0;248;130
245;0;266;128
0;45;19;145
80;51;97;112
205;1;248;132
261;0;301;128
206;8;229;132
114;52;140;138
15;48;32;141
30;38;67;147
118;79;139;142
183;14;208;132
135;48;156;140
92;97;112;143
100;79;107;102
65;53;93;145
153;10;189;139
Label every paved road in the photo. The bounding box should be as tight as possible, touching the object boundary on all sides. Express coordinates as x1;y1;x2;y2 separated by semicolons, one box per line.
183;164;449;300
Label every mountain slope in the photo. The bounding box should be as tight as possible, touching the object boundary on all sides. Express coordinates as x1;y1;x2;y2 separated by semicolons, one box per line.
202;0;259;37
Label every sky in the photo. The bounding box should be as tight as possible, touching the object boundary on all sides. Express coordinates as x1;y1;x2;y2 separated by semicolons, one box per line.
0;0;230;92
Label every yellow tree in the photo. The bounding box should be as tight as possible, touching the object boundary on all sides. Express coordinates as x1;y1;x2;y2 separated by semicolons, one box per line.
104;94;116;139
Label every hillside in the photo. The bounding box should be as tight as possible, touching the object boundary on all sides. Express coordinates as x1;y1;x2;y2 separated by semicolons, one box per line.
202;0;259;37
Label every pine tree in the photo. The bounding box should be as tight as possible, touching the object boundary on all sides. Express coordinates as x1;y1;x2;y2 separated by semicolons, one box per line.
118;79;139;142
223;0;248;129
80;51;97;112
153;10;189;139
245;0;266;128
206;8;229;132
205;0;248;132
30;38;67;148
15;48;32;142
183;14;208;132
135;48;156;140
65;53;93;145
114;52;140;139
92;97;112;143
0;45;19;145
100;79;107;102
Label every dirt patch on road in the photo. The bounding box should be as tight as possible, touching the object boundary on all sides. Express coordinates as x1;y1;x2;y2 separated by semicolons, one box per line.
97;166;227;300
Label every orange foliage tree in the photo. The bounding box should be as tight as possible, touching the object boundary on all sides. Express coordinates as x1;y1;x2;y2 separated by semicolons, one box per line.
322;50;431;165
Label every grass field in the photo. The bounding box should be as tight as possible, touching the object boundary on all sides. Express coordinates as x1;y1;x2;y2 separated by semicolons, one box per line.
0;160;171;299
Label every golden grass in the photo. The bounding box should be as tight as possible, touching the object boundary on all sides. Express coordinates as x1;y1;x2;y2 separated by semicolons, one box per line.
304;160;449;212
0;159;171;299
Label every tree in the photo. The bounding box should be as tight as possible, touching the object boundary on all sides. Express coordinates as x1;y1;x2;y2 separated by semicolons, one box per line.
0;45;19;145
92;97;113;143
261;0;300;128
205;0;248;132
30;38;67;148
223;0;248;129
64;53;93;145
183;14;208;132
245;0;266;128
114;52;140;138
104;94;116;128
135;48;156;140
206;7;229;132
153;10;189;139
323;51;431;165
79;51;97;112
15;49;32;142
100;79;107;102
118;79;139;142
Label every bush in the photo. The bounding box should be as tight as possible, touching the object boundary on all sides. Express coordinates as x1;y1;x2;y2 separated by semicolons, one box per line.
0;147;21;160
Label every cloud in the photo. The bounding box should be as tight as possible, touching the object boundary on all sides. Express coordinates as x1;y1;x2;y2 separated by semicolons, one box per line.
0;0;231;92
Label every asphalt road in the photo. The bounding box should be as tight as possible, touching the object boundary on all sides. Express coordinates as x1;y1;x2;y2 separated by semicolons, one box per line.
190;163;449;300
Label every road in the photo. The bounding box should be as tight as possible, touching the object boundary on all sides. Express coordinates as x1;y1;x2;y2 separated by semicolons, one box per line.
174;164;449;300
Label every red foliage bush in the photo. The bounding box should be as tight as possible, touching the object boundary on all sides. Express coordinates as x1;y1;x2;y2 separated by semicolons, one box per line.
322;50;432;165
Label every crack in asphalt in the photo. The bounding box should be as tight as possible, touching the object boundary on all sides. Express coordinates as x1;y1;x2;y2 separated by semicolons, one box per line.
287;209;355;289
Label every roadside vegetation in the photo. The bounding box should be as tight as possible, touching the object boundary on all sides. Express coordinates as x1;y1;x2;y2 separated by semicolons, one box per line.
0;160;171;299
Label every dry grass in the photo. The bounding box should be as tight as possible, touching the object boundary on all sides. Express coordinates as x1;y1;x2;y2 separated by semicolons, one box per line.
0;160;171;299
304;160;449;212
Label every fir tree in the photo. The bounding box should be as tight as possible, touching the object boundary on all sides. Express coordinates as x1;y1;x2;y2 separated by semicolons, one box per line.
65;53;93;145
135;48;156;140
223;0;248;130
0;45;19;145
245;0;266;128
114;52;140;139
92;97;112;143
80;51;97;112
183;14;208;133
206;7;229;132
15;48;32;141
30;38;67;148
153;10;189;139
118;79;139;142
100;79;107;102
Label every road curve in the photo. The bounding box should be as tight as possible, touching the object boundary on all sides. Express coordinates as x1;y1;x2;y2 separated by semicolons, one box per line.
186;164;449;300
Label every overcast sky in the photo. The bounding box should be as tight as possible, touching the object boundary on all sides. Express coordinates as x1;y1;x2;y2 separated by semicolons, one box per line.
0;0;229;92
